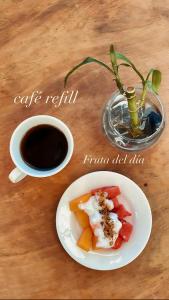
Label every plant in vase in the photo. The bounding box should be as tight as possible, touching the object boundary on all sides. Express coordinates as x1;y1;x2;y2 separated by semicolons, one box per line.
64;45;165;150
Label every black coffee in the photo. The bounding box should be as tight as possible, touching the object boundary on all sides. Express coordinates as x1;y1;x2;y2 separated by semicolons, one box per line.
21;124;68;170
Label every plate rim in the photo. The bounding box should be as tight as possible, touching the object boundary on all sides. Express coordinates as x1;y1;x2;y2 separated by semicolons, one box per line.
56;171;152;270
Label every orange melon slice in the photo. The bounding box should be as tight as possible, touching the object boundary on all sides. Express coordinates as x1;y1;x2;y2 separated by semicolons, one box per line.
74;209;90;228
69;193;91;212
77;227;93;251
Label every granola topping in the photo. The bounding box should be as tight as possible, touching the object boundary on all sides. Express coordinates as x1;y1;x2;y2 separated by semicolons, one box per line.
97;192;119;245
79;191;122;248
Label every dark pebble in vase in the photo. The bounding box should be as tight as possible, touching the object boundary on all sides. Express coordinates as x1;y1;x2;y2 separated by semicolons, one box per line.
144;109;162;136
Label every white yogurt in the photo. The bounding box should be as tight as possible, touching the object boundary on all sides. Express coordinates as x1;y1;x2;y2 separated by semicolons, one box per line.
79;194;122;248
105;199;114;210
109;212;122;233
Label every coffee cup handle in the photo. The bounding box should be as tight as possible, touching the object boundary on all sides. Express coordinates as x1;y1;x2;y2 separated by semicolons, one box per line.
9;167;27;183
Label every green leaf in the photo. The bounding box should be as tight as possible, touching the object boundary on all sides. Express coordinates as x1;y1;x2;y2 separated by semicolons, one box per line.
146;80;159;94
152;69;161;94
64;57;113;87
118;63;131;67
144;69;161;94
115;52;145;84
146;80;153;90
117;63;131;71
145;68;154;81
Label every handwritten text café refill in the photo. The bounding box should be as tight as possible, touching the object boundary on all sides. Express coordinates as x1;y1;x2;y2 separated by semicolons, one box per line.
13;90;78;108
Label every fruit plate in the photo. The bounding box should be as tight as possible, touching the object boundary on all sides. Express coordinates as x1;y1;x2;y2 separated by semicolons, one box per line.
56;171;152;270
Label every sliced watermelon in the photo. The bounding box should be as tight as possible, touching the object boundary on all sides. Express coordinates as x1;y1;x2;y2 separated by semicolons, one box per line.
112;236;123;249
112;197;119;209
91;186;120;199
91;186;112;194
115;204;132;219
103;187;121;198
120;221;133;242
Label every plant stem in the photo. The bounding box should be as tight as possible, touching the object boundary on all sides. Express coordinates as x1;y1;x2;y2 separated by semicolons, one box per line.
140;82;147;107
115;74;124;94
110;45;124;94
126;87;140;131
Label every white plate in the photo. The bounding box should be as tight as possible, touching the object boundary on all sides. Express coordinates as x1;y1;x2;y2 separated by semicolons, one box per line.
56;171;152;270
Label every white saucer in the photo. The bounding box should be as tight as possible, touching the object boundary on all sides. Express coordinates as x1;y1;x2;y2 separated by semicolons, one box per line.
56;171;152;270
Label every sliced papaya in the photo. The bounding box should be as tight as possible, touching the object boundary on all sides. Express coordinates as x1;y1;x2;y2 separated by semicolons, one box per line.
74;209;90;228
69;193;91;212
77;227;93;251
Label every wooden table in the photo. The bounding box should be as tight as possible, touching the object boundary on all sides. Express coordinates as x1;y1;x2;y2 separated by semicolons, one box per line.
0;0;169;299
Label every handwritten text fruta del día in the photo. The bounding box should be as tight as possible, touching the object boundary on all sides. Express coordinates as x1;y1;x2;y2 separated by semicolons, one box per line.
83;154;144;165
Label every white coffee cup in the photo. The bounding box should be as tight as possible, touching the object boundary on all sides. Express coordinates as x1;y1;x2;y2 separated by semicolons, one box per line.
9;115;74;183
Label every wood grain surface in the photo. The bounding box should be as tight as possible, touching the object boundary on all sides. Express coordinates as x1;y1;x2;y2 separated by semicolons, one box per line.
0;0;169;299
